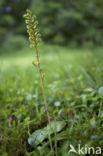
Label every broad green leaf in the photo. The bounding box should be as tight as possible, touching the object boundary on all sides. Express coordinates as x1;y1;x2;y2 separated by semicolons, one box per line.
90;118;96;129
98;87;103;96
47;121;66;133
28;121;66;146
28;129;48;146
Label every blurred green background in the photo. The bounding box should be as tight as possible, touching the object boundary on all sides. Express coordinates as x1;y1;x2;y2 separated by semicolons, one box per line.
1;0;103;51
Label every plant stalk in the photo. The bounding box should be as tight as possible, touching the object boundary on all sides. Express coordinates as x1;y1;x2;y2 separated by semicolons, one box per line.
34;46;53;152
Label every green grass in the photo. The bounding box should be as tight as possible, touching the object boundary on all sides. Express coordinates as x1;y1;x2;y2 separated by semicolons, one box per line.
0;44;103;156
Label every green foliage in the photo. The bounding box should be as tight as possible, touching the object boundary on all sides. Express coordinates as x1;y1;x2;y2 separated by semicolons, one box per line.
7;35;26;51
0;35;28;53
0;45;103;155
31;0;103;46
98;87;103;96
1;0;103;48
0;0;31;48
28;121;66;146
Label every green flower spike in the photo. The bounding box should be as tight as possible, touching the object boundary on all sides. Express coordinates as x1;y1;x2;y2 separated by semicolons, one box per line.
24;9;41;49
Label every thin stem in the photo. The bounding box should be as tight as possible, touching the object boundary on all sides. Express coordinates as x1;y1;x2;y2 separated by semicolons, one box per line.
34;46;53;153
54;118;58;156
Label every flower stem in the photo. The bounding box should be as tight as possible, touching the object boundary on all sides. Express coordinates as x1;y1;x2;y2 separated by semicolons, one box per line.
34;46;53;153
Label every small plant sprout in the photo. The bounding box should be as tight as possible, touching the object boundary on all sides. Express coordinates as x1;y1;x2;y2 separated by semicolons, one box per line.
24;9;53;152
